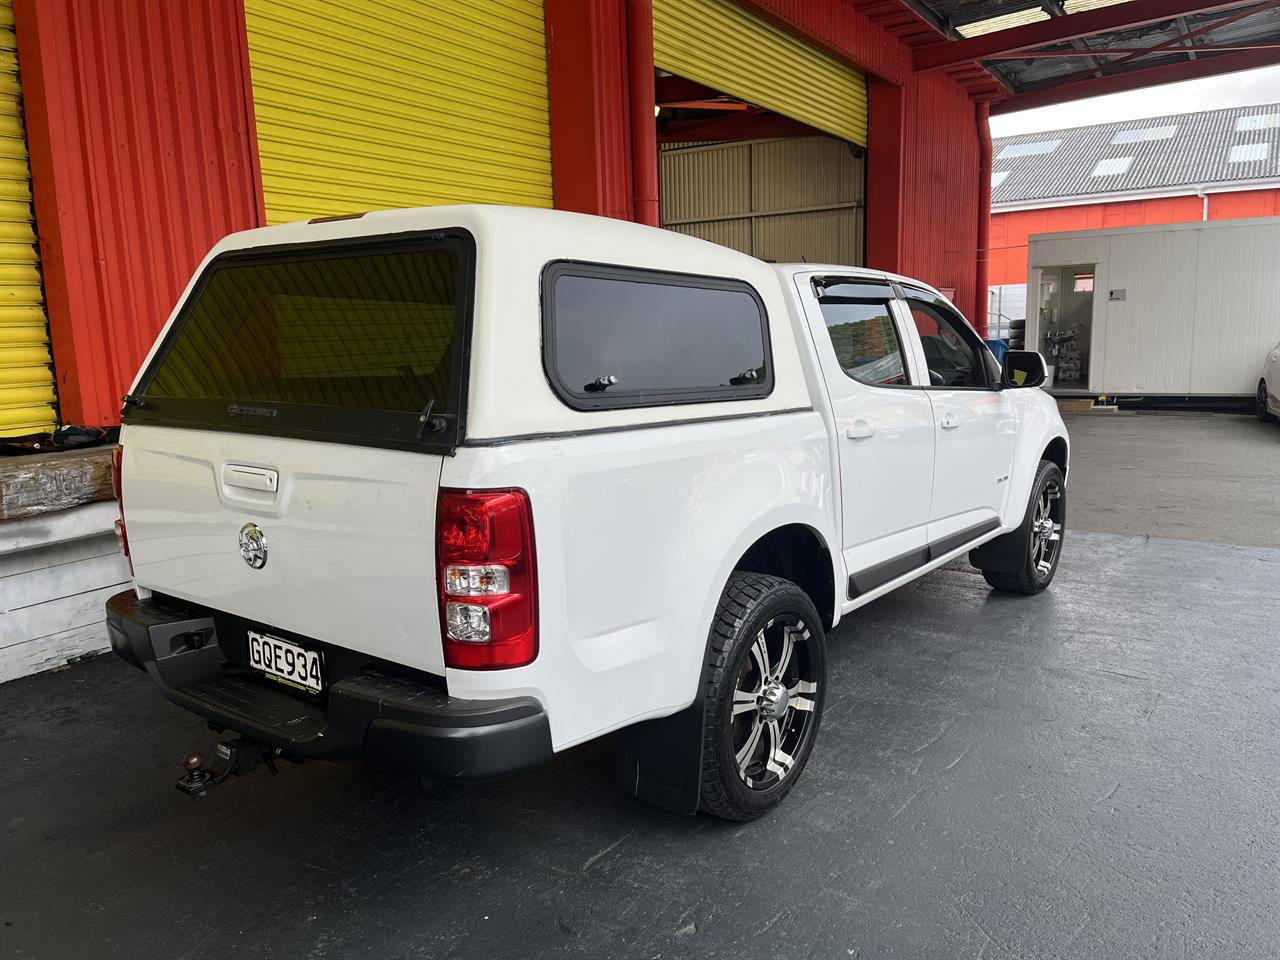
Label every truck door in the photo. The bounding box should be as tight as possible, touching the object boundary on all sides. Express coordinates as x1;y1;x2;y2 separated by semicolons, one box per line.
900;289;1018;549
800;277;935;595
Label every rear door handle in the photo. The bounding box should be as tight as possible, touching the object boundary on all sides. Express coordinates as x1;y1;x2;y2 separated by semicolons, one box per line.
846;421;876;441
223;463;279;493
940;412;961;431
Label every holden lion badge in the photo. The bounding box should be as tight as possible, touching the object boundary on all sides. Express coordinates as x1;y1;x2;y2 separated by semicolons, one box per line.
238;522;268;569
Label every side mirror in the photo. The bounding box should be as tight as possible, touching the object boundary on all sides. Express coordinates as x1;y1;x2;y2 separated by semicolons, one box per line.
1000;350;1047;389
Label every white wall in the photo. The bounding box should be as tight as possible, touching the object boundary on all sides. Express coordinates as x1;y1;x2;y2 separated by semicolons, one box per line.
0;502;129;683
1027;217;1280;395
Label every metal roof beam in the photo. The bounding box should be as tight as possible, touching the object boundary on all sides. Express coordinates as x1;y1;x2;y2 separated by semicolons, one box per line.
1041;0;1106;77
982;42;1280;56
990;45;1280;112
1035;1;1280;91
914;0;1258;72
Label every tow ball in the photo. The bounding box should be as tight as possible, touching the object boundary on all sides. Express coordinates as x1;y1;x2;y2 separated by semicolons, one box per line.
176;739;282;798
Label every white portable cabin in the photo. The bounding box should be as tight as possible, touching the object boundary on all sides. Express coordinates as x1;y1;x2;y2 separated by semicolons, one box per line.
1025;216;1280;398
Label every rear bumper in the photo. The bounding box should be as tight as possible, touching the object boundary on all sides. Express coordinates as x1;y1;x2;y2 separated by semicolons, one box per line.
105;590;552;780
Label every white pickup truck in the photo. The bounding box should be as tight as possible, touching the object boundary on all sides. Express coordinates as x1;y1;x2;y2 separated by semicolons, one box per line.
105;205;1068;820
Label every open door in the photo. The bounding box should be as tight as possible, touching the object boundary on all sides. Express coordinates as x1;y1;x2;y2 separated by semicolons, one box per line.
1037;264;1095;391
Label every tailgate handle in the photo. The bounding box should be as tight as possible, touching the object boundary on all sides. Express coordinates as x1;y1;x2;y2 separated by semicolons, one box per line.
223;464;279;493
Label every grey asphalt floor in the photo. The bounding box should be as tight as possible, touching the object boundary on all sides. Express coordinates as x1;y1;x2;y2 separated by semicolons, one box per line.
2;413;1278;959
1063;411;1280;548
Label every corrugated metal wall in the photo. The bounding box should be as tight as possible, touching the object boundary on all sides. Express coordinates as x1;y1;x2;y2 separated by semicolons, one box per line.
661;136;864;263
735;0;910;83
900;71;981;319
244;0;554;224
14;0;264;427
652;0;868;146
0;0;53;437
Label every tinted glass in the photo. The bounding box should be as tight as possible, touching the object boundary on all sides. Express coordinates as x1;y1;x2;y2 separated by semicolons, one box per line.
817;300;909;386
547;269;770;406
145;248;460;414
907;298;989;388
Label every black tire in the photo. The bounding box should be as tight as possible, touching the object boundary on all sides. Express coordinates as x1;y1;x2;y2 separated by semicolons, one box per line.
1258;381;1274;422
698;573;826;821
981;460;1066;595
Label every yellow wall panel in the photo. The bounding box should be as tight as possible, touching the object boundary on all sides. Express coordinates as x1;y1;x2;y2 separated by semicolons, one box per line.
245;0;554;224
653;0;868;147
0;0;56;437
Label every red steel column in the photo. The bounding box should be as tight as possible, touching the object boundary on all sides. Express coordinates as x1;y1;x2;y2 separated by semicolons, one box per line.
544;0;634;220
626;0;660;227
864;77;905;273
975;100;992;339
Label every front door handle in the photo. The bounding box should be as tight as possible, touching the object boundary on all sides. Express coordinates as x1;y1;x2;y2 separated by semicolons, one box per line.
939;412;961;431
846;421;876;441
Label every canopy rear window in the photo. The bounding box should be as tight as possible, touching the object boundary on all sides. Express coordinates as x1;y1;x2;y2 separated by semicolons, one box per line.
130;233;471;451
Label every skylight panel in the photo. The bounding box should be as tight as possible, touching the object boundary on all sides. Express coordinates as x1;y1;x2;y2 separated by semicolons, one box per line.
996;139;1062;160
1110;125;1177;145
1064;0;1134;11
1229;142;1270;163
1091;156;1134;177
1236;114;1280;132
956;8;1049;38
991;171;1010;190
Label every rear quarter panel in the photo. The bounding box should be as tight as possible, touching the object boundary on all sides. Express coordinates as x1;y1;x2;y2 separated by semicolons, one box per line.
442;411;835;751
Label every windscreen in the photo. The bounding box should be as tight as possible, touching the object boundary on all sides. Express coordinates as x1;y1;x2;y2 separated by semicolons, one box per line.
145;247;459;413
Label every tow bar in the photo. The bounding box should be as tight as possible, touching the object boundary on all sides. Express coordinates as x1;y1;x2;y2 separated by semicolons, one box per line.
176;738;283;798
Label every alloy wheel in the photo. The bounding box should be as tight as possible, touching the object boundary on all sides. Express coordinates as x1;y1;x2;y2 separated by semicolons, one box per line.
1029;478;1064;579
730;615;820;790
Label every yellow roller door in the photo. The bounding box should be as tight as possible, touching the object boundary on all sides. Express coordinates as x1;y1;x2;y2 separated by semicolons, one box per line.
0;0;55;438
245;0;554;224
653;0;868;147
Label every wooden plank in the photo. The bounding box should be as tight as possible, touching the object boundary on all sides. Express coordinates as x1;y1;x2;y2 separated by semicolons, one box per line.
0;582;124;650
0;501;118;554
0;623;109;684
1;550;129;610
0;446;115;521
0;529;117;577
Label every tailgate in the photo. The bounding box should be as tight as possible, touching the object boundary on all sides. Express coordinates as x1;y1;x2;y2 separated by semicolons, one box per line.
122;425;446;674
117;232;473;676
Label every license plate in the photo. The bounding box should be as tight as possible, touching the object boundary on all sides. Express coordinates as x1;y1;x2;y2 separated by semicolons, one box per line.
248;631;324;694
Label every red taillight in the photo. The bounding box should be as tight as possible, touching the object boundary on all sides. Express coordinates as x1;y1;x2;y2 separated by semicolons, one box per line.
437;489;537;670
111;445;133;574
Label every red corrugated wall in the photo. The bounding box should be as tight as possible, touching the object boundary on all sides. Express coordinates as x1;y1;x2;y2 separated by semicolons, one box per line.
989;188;1280;285
14;0;264;427
736;0;909;82
900;70;981;319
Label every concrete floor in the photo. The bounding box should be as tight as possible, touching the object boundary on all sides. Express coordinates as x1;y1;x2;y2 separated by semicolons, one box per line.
3;414;1279;959
1063;411;1280;548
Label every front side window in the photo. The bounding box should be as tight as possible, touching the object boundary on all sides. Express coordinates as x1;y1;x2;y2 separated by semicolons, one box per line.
907;296;990;389
543;263;772;409
816;299;910;387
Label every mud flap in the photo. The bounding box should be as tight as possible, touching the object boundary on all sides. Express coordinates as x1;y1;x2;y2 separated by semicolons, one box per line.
969;526;1025;574
614;702;704;815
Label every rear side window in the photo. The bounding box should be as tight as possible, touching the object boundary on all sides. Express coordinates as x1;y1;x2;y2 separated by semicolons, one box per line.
131;233;471;451
814;289;911;387
542;262;772;410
